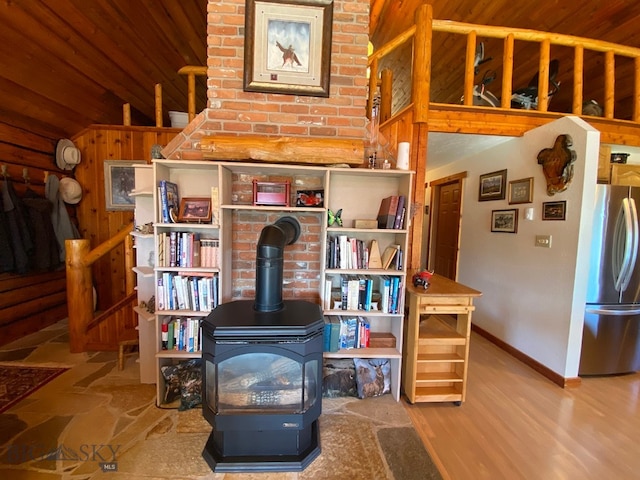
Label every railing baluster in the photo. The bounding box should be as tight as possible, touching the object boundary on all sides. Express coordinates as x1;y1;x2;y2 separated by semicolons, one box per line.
604;51;615;119
463;31;476;106
573;46;584;114
538;40;551;112
501;34;515;108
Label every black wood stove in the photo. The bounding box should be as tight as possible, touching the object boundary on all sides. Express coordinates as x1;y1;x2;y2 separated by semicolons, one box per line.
201;216;323;472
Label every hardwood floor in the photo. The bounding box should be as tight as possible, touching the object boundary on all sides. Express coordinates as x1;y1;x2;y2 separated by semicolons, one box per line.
404;331;640;480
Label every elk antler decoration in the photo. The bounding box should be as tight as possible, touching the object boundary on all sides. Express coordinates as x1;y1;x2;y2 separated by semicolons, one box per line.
537;134;576;196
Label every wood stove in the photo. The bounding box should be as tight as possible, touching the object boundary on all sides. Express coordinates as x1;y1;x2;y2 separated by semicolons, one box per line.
201;216;323;472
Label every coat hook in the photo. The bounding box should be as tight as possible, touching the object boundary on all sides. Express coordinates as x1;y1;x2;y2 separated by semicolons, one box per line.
44;171;49;181
1;165;6;177
23;167;30;183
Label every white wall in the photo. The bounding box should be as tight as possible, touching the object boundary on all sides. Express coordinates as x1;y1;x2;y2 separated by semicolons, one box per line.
425;117;600;377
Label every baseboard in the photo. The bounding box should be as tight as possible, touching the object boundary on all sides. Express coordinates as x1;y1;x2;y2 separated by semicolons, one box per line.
471;324;581;388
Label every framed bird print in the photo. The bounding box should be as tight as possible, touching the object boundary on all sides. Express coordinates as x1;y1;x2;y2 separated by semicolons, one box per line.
243;0;333;97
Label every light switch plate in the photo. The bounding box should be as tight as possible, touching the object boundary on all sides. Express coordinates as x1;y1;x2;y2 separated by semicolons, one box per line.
535;235;552;248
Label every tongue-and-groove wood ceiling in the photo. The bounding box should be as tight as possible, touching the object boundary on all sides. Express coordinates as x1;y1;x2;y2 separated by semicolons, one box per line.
2;0;640;141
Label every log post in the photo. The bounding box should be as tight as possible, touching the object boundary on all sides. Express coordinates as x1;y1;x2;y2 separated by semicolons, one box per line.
123;103;131;126
187;73;196;122
66;239;93;353
634;57;640;123
537;39;551;112
501;34;514;108
463;31;476;106
573;46;584;114
379;68;393;123
604;50;615;119
155;83;163;127
413;4;432;123
124;233;135;296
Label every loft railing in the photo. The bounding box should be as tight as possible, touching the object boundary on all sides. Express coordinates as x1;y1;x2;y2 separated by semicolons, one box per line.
66;223;135;353
367;4;640;123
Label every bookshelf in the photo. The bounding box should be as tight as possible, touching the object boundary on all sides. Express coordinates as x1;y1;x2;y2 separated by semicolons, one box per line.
131;163;156;383
322;168;413;401
143;160;413;405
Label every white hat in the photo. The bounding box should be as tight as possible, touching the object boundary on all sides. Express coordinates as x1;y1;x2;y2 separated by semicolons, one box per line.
59;177;83;204
55;139;81;171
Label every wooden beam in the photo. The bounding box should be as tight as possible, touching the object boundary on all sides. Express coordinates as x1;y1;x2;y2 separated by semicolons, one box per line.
413;4;433;123
200;135;365;166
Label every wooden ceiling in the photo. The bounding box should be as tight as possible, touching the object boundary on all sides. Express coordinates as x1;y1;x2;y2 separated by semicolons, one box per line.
2;1;640;142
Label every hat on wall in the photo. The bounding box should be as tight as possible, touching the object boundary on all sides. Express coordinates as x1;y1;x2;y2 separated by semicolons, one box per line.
55;139;82;171
59;177;83;204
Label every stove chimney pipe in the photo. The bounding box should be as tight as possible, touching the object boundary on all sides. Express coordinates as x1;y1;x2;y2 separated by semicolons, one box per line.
254;216;301;312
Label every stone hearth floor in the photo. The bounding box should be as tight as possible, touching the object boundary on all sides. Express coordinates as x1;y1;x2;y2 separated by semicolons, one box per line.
0;320;440;480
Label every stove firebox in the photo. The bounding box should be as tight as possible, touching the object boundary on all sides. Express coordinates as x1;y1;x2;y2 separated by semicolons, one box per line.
201;216;323;472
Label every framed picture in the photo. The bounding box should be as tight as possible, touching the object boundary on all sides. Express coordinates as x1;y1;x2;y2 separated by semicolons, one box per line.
542;201;567;220
103;160;146;211
479;169;507;201
296;189;324;207
508;177;534;204
491;209;518;233
178;197;212;223
243;0;333;97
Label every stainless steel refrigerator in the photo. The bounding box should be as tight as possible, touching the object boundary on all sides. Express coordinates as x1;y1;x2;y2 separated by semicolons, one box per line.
579;184;640;375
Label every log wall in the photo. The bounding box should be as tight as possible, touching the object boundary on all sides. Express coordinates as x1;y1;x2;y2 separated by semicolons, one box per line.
0;123;73;346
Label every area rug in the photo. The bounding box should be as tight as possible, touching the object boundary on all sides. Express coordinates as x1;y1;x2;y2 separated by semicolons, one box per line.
0;365;68;414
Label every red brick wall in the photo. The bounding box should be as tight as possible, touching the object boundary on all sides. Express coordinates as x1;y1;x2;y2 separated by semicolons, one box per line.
229;172;324;303
163;0;370;303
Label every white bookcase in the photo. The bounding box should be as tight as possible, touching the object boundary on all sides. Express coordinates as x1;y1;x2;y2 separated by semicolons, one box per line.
143;159;413;405
131;164;156;384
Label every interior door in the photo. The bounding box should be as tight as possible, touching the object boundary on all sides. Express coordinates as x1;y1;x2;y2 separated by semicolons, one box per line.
428;173;465;280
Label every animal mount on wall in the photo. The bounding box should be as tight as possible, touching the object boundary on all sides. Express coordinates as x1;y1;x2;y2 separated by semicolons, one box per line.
537;134;576;195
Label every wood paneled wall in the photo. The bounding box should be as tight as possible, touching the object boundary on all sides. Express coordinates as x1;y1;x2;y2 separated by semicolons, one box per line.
0;123;71;346
71;125;179;349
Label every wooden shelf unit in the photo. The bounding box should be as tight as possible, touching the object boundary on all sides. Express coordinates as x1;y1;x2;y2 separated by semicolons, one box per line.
403;276;481;405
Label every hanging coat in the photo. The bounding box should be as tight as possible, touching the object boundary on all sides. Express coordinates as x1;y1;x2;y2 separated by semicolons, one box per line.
23;187;61;271
1;178;33;274
45;174;80;262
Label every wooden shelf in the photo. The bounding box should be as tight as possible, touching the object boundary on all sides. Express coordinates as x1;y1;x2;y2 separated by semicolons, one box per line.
402;277;481;405
324;347;401;359
156;350;202;359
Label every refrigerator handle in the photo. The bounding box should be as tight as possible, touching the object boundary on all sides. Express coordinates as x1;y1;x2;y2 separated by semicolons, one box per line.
621;198;639;291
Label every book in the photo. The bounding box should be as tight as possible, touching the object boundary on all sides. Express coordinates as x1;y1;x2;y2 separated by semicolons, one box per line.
393;195;406;229
377;195;399;229
381;245;399;270
159;180;179;223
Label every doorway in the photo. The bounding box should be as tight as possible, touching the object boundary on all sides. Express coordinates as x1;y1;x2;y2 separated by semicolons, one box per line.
427;172;467;280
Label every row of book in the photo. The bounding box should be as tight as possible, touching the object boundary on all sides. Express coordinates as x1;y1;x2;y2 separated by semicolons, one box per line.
157;231;220;268
324;275;404;314
156;272;219;312
323;316;371;352
376;195;406;229
326;235;370;269
161;317;202;352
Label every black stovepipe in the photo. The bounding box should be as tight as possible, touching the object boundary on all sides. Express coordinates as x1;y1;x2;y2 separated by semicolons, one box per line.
254;216;300;312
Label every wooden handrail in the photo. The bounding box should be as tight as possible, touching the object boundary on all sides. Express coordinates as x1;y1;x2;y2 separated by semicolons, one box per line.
84;292;137;334
66;223;135;353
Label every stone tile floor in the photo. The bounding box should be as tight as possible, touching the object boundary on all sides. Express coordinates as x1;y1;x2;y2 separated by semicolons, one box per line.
0;320;440;479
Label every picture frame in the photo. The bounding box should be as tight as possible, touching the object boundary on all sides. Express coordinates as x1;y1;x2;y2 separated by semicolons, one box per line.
479;169;507;201
508;177;534;204
542;201;567;220
296;189;324;207
491;209;518;233
243;0;333;97
103;160;146;211
178;197;212;223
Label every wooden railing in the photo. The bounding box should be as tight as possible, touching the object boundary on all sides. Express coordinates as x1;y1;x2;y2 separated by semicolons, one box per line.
367;4;640;122
65;223;135;353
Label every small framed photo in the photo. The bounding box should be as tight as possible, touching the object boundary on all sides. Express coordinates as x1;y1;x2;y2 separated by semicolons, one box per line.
296;189;324;207
178;197;212;223
542;201;566;220
103;160;146;211
479;169;507;202
491;209;518;233
508;177;534;204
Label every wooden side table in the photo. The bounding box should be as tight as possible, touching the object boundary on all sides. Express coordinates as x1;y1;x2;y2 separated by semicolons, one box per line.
402;275;481;405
